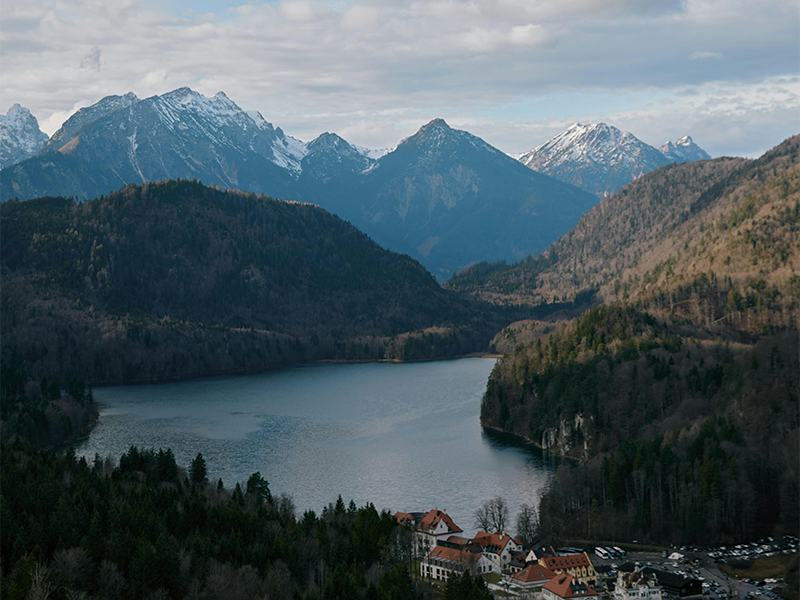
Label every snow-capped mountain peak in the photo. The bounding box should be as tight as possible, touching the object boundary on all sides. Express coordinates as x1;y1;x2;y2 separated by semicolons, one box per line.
518;122;673;197
397;118;501;161
519;123;711;197
42;92;140;154
659;134;710;163
0;103;50;169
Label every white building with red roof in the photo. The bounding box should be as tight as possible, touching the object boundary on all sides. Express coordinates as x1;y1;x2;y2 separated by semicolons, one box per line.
394;508;463;558
421;545;498;582
469;530;522;572
543;573;599;600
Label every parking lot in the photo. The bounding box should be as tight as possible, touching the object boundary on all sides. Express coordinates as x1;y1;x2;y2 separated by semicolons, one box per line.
588;537;797;600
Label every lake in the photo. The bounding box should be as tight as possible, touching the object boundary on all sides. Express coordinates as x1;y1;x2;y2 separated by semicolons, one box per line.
75;357;561;535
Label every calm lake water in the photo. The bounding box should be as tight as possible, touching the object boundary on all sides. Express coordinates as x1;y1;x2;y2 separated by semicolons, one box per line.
75;358;561;535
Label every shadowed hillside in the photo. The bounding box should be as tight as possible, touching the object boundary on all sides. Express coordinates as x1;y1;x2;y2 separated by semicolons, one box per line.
1;180;512;385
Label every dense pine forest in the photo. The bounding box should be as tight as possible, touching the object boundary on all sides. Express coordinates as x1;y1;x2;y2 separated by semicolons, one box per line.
1;364;97;448
0;444;404;600
482;306;798;543
1;442;495;600
476;136;799;545
1;179;518;386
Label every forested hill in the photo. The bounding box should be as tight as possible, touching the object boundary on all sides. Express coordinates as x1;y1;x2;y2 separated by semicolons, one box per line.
446;153;747;303
1;180;509;385
447;135;799;328
474;135;799;545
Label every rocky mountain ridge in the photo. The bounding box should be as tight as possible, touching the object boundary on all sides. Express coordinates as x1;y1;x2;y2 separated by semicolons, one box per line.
1;88;598;279
0;104;49;170
517;122;710;197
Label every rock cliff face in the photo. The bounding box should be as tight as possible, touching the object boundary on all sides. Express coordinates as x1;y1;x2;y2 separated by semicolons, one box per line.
540;413;591;459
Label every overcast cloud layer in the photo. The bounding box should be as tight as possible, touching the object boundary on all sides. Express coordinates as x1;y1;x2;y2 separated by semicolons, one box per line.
2;0;798;157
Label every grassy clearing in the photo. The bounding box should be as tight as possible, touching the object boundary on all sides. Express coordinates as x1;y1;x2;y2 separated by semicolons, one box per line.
482;572;503;585
719;555;791;580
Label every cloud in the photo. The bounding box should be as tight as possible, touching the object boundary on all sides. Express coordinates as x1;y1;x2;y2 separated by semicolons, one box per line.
80;46;102;71
143;69;169;87
1;0;797;157
38;99;94;136
689;51;723;60
341;6;381;31
279;1;322;22
509;24;549;47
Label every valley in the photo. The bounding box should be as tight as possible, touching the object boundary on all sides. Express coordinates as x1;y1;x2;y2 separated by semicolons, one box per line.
0;95;796;600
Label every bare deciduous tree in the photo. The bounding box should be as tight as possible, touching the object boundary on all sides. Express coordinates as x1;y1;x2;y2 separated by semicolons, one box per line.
28;561;53;600
515;502;539;548
473;496;509;532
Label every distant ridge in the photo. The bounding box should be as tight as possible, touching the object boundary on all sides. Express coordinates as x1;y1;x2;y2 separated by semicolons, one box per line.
517;122;710;197
1;89;598;279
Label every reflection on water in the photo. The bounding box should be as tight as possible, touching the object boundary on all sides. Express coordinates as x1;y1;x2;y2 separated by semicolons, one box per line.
75;358;559;536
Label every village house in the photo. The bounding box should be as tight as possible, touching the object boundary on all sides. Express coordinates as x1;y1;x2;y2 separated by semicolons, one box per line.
469;531;523;572
540;551;598;586
614;568;662;600
394;509;463;558
421;545;498;581
543;573;599;600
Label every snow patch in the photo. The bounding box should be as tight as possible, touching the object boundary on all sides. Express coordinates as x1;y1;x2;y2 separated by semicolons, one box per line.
271;132;308;175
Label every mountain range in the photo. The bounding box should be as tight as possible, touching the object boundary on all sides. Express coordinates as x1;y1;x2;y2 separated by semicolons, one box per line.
1;88;599;278
516;122;710;197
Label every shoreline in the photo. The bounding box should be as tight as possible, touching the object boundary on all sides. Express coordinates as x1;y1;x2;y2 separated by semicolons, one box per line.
480;422;585;464
89;352;503;388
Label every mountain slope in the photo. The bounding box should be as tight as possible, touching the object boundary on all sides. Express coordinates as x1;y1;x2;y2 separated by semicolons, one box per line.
1;180;508;384
0;90;599;279
450;135;799;332
322;119;599;279
517;123;710;197
1;88;302;202
448;155;747;304
474;136;799;545
0;104;49;170
40;92;139;155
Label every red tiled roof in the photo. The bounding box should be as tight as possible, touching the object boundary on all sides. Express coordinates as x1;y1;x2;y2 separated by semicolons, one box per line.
541;552;593;571
395;511;415;525
543;573;598;599
510;565;557;584
469;531;517;553
418;509;463;534
447;536;470;546
423;545;479;567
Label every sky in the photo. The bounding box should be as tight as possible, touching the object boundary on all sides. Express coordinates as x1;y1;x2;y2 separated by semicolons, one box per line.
1;0;798;158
